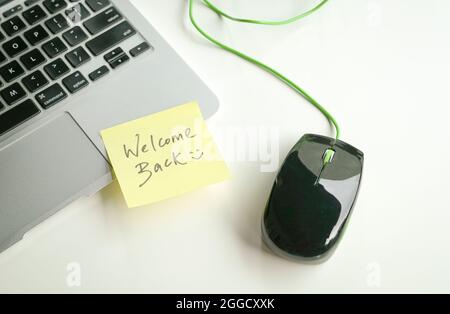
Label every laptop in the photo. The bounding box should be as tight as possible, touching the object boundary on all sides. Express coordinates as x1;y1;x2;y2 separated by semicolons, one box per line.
0;0;219;252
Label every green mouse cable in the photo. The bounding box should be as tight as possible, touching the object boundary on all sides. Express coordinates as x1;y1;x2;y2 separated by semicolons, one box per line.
188;0;341;141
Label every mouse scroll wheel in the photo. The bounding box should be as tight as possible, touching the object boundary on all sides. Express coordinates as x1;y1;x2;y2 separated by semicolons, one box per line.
322;148;336;166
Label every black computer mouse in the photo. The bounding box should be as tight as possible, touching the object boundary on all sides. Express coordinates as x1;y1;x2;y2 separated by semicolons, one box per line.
262;134;364;262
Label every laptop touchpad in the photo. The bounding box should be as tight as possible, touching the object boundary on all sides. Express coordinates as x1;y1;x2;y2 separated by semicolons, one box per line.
0;113;110;250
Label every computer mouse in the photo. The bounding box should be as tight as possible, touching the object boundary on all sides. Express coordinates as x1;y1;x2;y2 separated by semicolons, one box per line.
262;134;364;262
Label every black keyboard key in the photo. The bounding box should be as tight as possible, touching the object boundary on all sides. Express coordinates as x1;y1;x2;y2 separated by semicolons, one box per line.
84;6;121;35
20;48;46;70
45;13;69;34
1;82;27;106
42;37;67;58
86;21;136;56
0;50;6;64
0;31;5;42
130;42;151;57
104;47;123;62
109;53;129;69
0;100;3;110
65;3;90;23
35;83;67;109
3;36;28;58
104;47;129;68
43;0;68;14
86;0;110;12
24;25;49;45
0;99;40;135
22;70;49;92
22;5;48;25
1;16;26;37
44;58;69;80
62;26;87;46
89;65;109;81
62;71;88;93
25;0;41;7
0;60;25;83
65;46;91;68
3;5;23;18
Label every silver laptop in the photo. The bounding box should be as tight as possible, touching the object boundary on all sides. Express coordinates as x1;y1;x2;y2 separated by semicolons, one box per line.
0;0;219;252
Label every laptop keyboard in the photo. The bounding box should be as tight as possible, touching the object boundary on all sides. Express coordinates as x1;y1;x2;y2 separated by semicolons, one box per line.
0;0;152;136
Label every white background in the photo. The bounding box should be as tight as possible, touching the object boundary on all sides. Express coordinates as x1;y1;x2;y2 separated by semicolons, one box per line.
1;0;449;293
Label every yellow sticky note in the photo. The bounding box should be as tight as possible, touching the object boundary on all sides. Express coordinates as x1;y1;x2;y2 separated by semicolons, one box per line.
100;102;230;208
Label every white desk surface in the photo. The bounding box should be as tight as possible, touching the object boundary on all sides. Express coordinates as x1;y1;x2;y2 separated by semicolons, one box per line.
1;0;449;293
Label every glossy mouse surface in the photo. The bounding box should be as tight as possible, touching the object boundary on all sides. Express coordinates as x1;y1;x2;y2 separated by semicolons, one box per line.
262;134;364;262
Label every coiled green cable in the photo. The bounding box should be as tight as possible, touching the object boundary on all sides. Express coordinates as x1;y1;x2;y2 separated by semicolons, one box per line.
188;0;341;140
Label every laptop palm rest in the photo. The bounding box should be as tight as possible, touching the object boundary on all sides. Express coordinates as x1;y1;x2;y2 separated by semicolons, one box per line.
0;113;110;251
